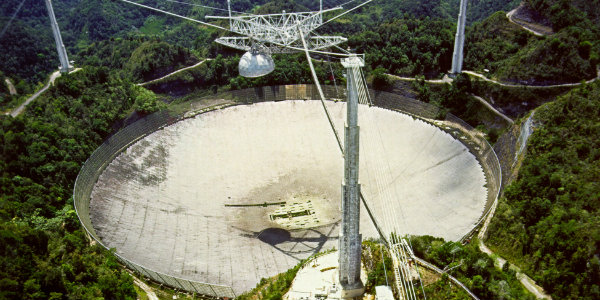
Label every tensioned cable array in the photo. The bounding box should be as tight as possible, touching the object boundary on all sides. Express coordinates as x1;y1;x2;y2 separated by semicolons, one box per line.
116;0;228;30
115;0;362;57
162;0;363;14
299;27;344;154
303;43;426;299
114;0;426;298
344;56;427;300
354;81;416;300
0;0;26;39
159;0;250;15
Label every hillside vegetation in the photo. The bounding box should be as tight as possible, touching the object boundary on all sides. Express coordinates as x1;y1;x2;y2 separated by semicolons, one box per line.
411;236;535;300
486;81;600;299
0;68;143;299
463;7;598;84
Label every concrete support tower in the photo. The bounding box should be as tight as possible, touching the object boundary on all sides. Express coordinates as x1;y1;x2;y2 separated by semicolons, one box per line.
451;0;467;74
44;0;72;73
339;55;364;298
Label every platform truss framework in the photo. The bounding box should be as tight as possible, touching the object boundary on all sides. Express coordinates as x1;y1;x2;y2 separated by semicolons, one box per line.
207;3;347;53
214;35;347;53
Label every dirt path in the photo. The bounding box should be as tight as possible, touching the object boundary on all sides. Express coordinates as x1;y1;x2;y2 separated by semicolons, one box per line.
386;73;514;125
139;59;211;87
471;94;514;124
9;71;61;117
477;194;552;299
8;68;83;117
132;275;159;300
478;241;551;299
385;73;452;84
506;5;550;37
4;78;16;95
463;69;600;88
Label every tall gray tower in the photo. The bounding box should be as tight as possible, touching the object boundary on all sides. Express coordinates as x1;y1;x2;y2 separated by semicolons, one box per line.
451;0;467;74
44;0;72;73
339;55;364;298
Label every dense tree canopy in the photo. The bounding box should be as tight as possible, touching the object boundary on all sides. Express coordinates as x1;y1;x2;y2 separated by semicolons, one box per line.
0;68;140;299
411;236;535;300
487;81;600;300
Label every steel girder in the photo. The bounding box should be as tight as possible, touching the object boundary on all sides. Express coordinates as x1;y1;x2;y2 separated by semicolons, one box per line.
214;36;347;53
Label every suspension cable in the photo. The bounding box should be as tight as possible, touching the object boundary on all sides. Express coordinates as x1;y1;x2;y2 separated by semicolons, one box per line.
298;27;344;154
160;0;251;15
327;56;339;96
0;0;26;39
116;0;228;31
320;0;373;27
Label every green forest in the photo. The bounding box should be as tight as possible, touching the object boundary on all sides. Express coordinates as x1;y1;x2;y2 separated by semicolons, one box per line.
486;81;600;299
1;68;140;298
1;0;599;299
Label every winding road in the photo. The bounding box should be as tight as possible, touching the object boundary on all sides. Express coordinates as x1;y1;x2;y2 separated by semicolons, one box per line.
9;70;61;117
463;69;600;88
386;73;452;85
506;5;549;37
465;7;580;295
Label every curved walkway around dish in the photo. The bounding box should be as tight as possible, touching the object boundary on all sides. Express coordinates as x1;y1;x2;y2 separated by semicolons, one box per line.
387;66;600;128
386;73;452;85
138;59;211;87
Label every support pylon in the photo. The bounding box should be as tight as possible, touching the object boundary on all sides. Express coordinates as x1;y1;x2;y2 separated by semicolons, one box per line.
338;55;365;298
44;0;72;73
451;0;467;74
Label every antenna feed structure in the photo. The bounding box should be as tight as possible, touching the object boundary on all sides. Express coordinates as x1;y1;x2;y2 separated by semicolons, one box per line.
208;4;346;78
239;42;275;78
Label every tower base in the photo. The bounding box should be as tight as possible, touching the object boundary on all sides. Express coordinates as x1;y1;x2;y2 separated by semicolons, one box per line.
284;250;367;300
340;284;364;299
